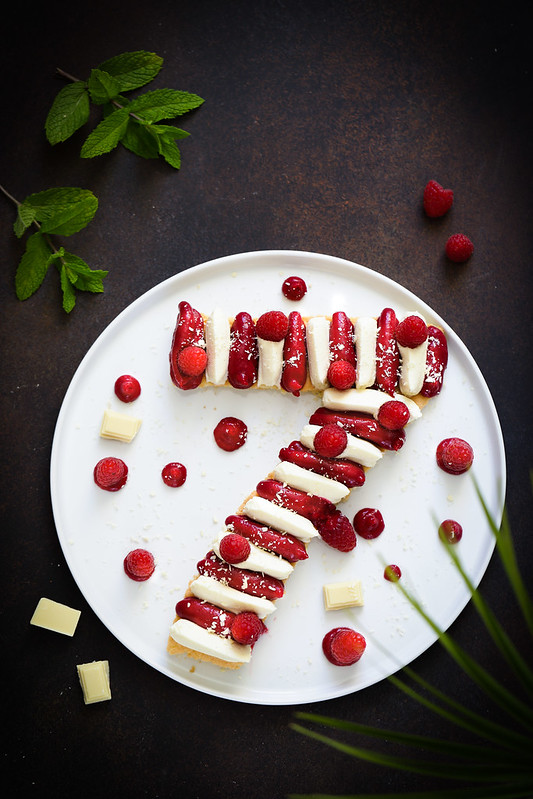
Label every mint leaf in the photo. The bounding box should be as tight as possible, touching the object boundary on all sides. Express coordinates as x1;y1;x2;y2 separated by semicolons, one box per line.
14;203;37;238
156;136;182;169
87;68;121;105
150;123;190;140
60;263;77;313
80;107;129;157
15;231;53;300
19;188;98;236
96;50;163;92
62;251;108;292
121;119;160;159
127;89;204;122
45;82;90;144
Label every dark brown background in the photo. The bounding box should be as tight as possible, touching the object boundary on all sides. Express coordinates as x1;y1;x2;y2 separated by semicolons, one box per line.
2;1;532;796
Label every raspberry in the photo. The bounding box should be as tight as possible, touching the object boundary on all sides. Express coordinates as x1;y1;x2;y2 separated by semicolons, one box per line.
161;461;187;487
93;456;128;492
384;564;402;582
423;179;454;218
322;627;366;666
114;374;141;403
327;359;356;390
213;417;248;451
313;424;348;458
230;611;265;645
317;511;356;552
282;276;307;301
396;315;428;348
377;400;410;430
255;311;289;342
353;507;385;540
219;533;251;564
436;437;474;475
177;345;207;377
439;519;463;544
123;548;155;581
445;234;474;263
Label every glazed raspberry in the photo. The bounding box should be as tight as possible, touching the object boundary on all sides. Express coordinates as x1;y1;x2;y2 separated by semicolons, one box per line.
322;627;366;666
177;345;208;377
93;456;128;491
282;275;307;301
353;507;385;540
445;233;474;263
377;400;410;430
317;511;356;552
423;179;454;218
327;360;356;390
213;416;248;451
123;548;155;581
255;311;289;342
114;374;141;403
230;611;265;645
439;519;463;544
384;564;402;582
314;424;348;458
396;315;428;348
161;461;187;487
219;533;251;564
436;437;474;475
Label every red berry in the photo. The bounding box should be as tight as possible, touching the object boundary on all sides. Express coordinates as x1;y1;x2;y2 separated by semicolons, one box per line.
94;457;128;492
177;345;207;377
114;374;141;403
436;437;474;475
282;276;307;301
255;311;289;342
314;424;348;458
439;519;463;544
322;627;366;666
396;315;428;348
317;511;356;552
423;179;454;218
213;416;248;451
445;233;474;263
384;564;402;582
219;533;251;564
161;462;187;487
230;611;265;645
123;548;155;581
353;507;385;540
327;359;356;390
377;400;410;430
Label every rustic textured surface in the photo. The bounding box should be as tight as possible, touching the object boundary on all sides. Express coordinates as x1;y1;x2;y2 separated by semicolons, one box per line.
1;1;532;796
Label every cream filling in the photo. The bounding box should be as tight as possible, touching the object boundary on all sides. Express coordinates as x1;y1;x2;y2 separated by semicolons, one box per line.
398;313;429;397
213;531;293;580
322;387;422;422
189;575;276;618
306;316;331;390
257;337;284;387
300;423;383;469
243;496;319;542
169;618;252;663
272;460;350;503
205;308;231;385
354;316;377;388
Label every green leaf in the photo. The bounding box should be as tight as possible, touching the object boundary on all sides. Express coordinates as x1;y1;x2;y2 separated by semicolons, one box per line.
127;88;204;122
121;118;160;159
13;203;37;238
80;107;130;157
96;50;163;92
19;188;98;236
156;135;181;169
87;68;121;105
150;123;190;140
45;81;90;144
59;264;76;312
15;232;53;299
61;251;108;292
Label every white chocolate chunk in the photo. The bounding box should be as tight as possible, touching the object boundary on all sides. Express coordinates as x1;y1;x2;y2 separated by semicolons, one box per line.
30;597;81;636
77;660;111;704
273;461;349;503
300;424;382;468
354;316;377;388
100;409;142;443
323;580;364;610
257;337;284;387
189;575;276;618
322;387;421;422
398;313;429;397
205;308;231;385
170;618;251;663
213;531;293;580
243;496;319;542
306;316;331;390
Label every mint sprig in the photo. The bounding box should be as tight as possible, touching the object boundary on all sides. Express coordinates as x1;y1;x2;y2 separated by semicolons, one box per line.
45;50;204;169
1;185;107;313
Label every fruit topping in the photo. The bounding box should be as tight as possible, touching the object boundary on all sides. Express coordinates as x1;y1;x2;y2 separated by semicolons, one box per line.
278;441;365;488
230;611;266;645
436;437;474;474
228;312;258;388
198;552;285;599
169;300;206;390
353;507;385;539
445;233;474;263
255;310;289;342
396;315;428;349
421;326;448;397
255;479;336;525
317;511;357;552
322;627;366;666
219;533;251;564
309;407;405;451
281;310;307;396
375;308;399;395
329;311;356;365
377;400;410;430
123;548;155;581
438;519;463;544
114;374;141;403
225;514;309;562
313;423;348;458
327;360;356;390
423;179;454;218
282;275;307;301
175;597;235;634
384;564;402;581
161;462;187;487
176;345;207;377
213;416;248;451
94;456;128;491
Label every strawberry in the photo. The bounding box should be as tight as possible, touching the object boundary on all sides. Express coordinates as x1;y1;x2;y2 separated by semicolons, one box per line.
177;345;207;377
279;440;365;488
313;424;348;458
282;276;307;301
436;437;474;475
225;514;309;562
322;627;366;665
230;612;266;645
175;597;235;634
198;552;285;599
377;400;410;430
445;233;474;263
317;511;356;552
423;179;454;218
219;533;251;564
396;315;428;348
161;461;187;487
93;456;128;492
327;360;356;390
255;311;289;341
123;548;155;581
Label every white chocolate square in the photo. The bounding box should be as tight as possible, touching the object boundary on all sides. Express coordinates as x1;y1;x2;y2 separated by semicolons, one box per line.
30;597;81;636
100;409;142;443
323;580;364;610
77;661;111;704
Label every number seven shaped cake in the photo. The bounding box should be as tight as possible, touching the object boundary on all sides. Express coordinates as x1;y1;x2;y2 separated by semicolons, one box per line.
166;300;448;668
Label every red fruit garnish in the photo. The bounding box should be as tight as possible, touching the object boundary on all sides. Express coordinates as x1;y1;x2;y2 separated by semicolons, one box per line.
219;533;251;564
438;519;463;544
282;275;307;301
384;564;402;582
230;611;265;645
317;511;356;552
213;416;248;451
175;597;235;634
396;315;428;348
445;233;474;263
353;507;385;540
436;437;474;475
114;374;141;403
377;400;410;430
255;310;289;341
322;627;366;666
228;312;258;389
327;359;356;390
177;345;207;377
161;462;187;487
123;548;155;581
314;424;348;458
94;457;128;491
423;179;454;218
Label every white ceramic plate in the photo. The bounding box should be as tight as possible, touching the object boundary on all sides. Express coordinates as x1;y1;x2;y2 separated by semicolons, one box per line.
50;250;506;705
